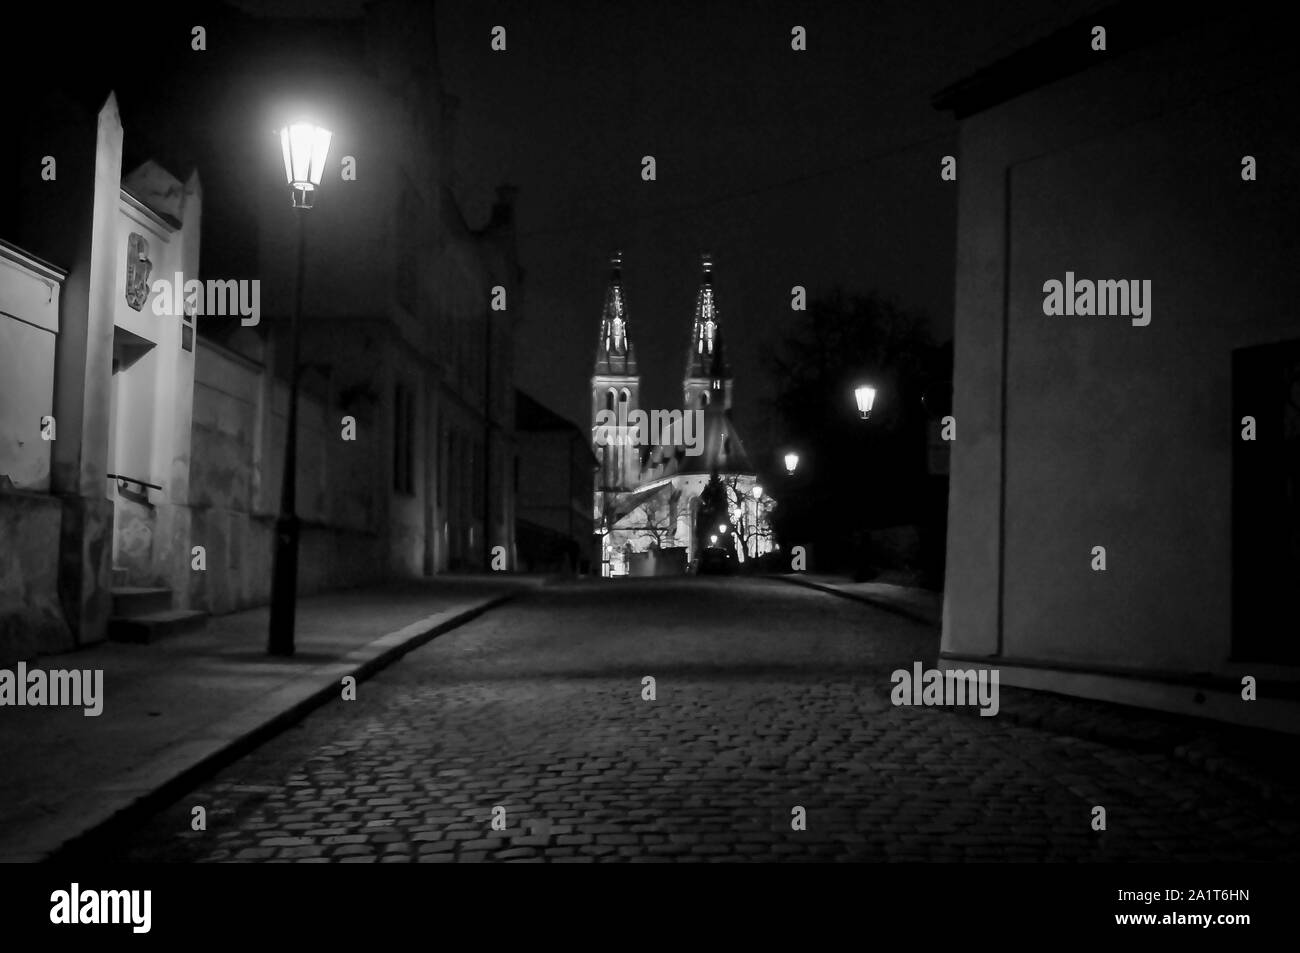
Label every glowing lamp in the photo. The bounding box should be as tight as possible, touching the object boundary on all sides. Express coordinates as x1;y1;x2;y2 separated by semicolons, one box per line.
784;452;799;475
279;121;333;208
854;385;877;420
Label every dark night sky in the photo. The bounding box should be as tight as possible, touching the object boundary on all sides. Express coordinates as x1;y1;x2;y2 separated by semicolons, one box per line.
243;0;1106;447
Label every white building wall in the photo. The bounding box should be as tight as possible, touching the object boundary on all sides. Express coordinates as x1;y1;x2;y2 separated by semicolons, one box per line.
0;244;63;491
940;14;1300;727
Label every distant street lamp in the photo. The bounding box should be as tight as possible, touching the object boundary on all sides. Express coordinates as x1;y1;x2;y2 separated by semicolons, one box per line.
751;485;763;500
718;523;728;534
268;119;333;657
783;452;799;475
854;384;877;420
709;535;718;545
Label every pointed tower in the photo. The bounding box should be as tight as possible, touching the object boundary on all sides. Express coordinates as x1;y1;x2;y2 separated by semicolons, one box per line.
683;252;733;411
591;251;640;490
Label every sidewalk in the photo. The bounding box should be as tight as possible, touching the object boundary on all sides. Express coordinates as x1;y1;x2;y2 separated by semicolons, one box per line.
775;573;1300;798
773;572;943;626
990;683;1300;806
0;576;524;863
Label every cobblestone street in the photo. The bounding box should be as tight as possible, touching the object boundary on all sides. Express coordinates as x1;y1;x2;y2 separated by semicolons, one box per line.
98;578;1300;863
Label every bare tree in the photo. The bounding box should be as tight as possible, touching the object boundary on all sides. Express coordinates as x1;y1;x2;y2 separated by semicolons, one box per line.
597;485;679;554
633;488;680;549
722;475;768;560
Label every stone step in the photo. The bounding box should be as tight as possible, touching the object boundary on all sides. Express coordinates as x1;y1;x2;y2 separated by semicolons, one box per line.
107;610;208;644
110;587;173;617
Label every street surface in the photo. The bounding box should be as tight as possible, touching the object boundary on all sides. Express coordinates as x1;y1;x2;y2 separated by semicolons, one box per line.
94;578;1298;862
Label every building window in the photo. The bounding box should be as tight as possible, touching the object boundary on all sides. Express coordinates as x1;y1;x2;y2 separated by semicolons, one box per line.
393;382;415;494
181;295;195;352
438;419;447;507
446;427;456;509
472;440;484;513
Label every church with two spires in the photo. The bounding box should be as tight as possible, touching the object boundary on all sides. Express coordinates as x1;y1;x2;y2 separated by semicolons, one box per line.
590;252;776;576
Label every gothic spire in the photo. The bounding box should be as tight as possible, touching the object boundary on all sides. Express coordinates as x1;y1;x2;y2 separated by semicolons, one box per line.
594;250;637;376
685;252;730;382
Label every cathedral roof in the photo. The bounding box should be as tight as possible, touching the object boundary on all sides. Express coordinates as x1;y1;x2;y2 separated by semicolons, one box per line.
643;400;755;479
600;478;676;527
593;250;637;377
674;400;755;475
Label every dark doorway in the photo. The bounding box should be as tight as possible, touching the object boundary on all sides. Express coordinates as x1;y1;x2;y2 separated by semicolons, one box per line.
1232;338;1300;663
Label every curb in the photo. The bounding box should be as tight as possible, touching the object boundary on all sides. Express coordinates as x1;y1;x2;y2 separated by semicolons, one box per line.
771;574;940;627
31;592;514;864
989;690;1296;805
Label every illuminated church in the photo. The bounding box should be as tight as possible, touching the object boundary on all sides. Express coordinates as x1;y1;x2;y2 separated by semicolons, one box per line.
591;252;776;576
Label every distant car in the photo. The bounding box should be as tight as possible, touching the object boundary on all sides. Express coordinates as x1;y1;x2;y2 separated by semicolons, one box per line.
697;547;735;576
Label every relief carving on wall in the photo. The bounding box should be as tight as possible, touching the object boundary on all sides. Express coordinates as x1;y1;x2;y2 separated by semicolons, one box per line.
125;233;152;311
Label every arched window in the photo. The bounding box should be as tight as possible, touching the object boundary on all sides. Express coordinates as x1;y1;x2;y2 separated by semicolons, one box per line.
700;392;710;407
619;387;631;405
606;388;616;412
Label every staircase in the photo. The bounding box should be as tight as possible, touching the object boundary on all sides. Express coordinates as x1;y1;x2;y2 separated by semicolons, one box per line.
108;578;208;643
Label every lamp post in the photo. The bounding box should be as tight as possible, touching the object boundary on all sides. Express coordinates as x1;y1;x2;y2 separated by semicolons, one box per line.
854;384;877;420
747;485;765;559
268;120;333;657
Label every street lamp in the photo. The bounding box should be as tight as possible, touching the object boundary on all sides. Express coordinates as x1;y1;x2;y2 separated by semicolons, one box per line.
751;485;763;500
718;523;727;534
280;121;333;209
709;535;718;545
268;119;332;657
783;452;799;475
854;384;877;420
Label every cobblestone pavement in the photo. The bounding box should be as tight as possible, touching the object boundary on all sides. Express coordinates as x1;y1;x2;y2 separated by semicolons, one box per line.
97;578;1300;863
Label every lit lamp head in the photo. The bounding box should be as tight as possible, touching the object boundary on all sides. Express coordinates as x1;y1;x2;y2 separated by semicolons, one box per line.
709;534;718;545
751;485;763;500
784;452;799;475
854;384;877;420
279;121;333;209
718;524;727;534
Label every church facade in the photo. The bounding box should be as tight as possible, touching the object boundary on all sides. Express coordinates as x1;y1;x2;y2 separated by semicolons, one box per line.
591;253;776;576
